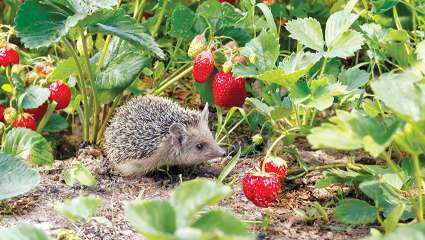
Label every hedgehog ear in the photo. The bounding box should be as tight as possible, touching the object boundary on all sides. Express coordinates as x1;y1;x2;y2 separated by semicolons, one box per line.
200;102;209;125
169;123;188;145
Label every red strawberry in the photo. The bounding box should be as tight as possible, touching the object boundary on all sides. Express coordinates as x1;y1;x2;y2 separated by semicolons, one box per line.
193;51;214;83
0;44;19;67
48;80;71;110
0;104;5;122
212;71;247;108
260;156;288;181
24;102;48;120
219;0;236;4
12;113;36;131
243;172;281;208
143;12;154;19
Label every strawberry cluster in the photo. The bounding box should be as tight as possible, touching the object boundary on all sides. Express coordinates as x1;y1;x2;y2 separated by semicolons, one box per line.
242;156;288;208
188;35;248;108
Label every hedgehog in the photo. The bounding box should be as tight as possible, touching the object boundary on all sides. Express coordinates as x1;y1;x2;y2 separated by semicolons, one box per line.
103;96;226;176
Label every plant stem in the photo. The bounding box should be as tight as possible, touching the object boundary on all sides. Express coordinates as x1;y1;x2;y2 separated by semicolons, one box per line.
413;154;424;222
63;38;89;140
262;134;286;172
79;28;99;143
96;95;123;144
36;101;57;133
97;35;112;66
152;0;168;38
152;65;193;95
287;163;347;176
136;0;147;21
319;57;327;78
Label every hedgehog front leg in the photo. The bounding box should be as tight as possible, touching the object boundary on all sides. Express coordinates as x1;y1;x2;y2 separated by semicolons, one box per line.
112;156;160;177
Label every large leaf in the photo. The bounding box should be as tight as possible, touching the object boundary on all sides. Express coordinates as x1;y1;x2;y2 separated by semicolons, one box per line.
335;199;378;224
0;223;51;240
285;17;324;52
54;195;104;223
364;221;425;240
170;179;231;227
338;67;370;90
48;57;83;81
4;128;53;165
192;210;253;238
125;200;176;240
88;9;164;59
371;0;399;14
197;0;244;33
0;153;40;200
15;0;117;49
325;10;359;47
43;113;69;133
371;71;425;122
21;86;50;109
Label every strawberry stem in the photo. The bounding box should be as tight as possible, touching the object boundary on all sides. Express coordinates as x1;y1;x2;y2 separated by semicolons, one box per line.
152;0;168;38
152;65;193;96
263;134;285;172
36;101;57;133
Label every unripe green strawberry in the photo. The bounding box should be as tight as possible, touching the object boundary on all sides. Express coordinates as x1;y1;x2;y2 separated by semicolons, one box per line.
252;134;263;145
4;107;17;124
222;61;232;73
193;51;214;83
249;53;257;64
188;34;207;58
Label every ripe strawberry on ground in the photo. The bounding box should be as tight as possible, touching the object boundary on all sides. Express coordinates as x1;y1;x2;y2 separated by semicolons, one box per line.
24;102;48;120
188;34;207;58
0;104;5;122
193;51;214;83
48;80;71;110
243;172;281;208
260;156;288;181
0;43;19;67
212;71;247;108
12;113;36;131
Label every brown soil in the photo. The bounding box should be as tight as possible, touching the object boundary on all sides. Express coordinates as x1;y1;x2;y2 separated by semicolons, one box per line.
0;146;371;240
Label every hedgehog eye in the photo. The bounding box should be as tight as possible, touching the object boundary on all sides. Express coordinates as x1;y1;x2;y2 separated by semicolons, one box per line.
196;143;204;150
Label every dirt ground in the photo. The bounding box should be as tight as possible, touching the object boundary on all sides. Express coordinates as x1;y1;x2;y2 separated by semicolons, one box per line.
0;145;372;240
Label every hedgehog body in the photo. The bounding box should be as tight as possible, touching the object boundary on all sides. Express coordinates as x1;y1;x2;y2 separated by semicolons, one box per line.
104;96;225;176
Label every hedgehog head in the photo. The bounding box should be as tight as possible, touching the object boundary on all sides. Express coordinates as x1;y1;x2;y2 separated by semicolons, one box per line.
169;103;226;165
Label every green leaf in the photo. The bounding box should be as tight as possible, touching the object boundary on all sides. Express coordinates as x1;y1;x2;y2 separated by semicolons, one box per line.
197;0;244;33
64;163;97;187
194;71;215;105
240;31;280;72
371;71;425;122
43;113;69;133
0;153;40;200
170;179;231;227
325;10;359;47
22;86;50;109
4;128;53;165
192;210;253;238
124;200;176;240
285;17;324;52
395;123;425;156
416;40;425;64
325;30;364;58
88;9;164;59
383;203;405;233
0;223;51;240
217;149;241;183
371;0;399;14
335;199;378;224
96;45;150;104
168;5;196;40
15;0;117;49
338;67;370;90
49;57;82;81
54;195;104;223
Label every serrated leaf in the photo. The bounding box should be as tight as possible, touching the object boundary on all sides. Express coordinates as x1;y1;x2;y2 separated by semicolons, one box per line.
338;67;370;90
197;0;244;33
43;113;69;133
22;86;50;109
54;195;104;223
0;153;40;200
335;199;378;224
64;163;96;187
0;223;51;240
49;57;83;81
170;179;231;228
4;128;53;165
125;200;176;239
325;10;359;47
88;9;164;59
326;30;364;58
240;31;279;72
285;17;324;52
